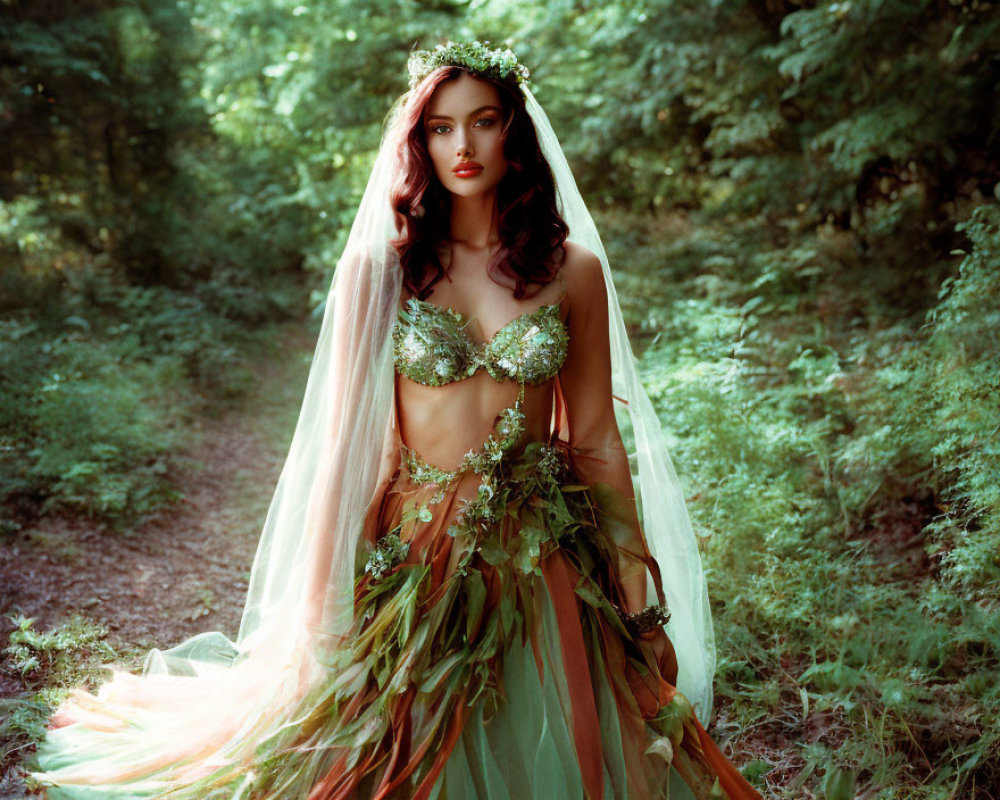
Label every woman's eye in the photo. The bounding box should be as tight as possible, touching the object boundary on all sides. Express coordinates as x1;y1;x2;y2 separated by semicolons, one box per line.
429;118;494;135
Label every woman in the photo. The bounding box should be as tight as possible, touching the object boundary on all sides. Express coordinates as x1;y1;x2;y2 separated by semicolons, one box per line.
34;42;761;799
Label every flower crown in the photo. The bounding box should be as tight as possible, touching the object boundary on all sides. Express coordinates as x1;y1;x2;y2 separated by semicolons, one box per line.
407;40;530;91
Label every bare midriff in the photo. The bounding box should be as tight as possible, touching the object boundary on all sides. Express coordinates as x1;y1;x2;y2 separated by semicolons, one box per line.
395;369;557;471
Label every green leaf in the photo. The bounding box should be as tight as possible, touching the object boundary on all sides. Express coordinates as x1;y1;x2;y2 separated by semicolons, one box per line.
478;537;508;566
820;767;856;800
465;572;487;642
417;649;467;695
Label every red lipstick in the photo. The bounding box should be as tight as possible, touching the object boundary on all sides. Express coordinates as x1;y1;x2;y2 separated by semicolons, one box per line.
452;161;483;178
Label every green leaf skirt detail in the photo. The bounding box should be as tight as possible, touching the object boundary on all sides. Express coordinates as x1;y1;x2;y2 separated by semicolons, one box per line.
36;438;760;800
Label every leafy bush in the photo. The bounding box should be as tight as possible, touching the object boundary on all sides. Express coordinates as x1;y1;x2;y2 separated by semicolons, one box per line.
883;204;1000;595
621;202;1000;796
0;320;185;528
99;282;258;402
28;337;185;520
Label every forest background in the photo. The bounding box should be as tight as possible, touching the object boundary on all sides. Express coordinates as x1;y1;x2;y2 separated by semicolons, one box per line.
1;0;998;797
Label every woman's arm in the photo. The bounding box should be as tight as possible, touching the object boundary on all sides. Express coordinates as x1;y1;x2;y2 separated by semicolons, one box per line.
558;243;651;614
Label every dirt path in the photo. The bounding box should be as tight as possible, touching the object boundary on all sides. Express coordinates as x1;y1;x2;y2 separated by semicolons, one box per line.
0;322;316;797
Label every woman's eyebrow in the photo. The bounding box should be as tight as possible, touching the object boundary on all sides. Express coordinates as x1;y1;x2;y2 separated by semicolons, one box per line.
425;105;502;122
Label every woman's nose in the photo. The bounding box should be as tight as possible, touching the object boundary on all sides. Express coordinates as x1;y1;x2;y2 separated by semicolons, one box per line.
455;129;472;157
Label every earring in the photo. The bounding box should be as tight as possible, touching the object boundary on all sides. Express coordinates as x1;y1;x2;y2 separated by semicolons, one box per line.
410;204;425;219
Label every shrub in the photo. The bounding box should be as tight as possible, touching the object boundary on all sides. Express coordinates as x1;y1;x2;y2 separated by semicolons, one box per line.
622;202;1000;796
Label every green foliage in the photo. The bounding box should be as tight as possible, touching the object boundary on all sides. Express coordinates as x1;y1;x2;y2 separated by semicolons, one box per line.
1;614;123;768
5;614;116;686
0;319;179;526
0;258;287;527
0;694;50;771
0;0;308;530
878;204;1000;594
189;0;468;275
28;341;182;519
538;0;1000;222
620;202;1000;796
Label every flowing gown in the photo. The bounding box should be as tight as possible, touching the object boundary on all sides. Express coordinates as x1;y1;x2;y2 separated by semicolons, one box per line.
34;294;760;800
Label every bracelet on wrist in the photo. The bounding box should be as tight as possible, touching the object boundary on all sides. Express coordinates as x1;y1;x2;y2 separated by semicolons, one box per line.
612;602;671;636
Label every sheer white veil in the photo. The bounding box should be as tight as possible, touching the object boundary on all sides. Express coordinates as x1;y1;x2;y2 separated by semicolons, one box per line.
34;61;714;795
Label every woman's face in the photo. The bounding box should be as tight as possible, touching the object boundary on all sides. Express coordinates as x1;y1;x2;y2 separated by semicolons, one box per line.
424;72;508;199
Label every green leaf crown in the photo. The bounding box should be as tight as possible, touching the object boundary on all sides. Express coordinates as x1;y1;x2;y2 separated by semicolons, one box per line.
407;40;530;91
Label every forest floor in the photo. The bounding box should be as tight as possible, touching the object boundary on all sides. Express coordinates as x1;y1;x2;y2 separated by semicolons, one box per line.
0;322;317;798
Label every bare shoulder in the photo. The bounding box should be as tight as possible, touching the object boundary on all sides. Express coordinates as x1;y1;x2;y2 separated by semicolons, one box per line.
560;240;603;280
559;241;606;314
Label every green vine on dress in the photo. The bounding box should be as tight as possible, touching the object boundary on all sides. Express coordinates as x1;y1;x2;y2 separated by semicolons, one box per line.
363;532;410;582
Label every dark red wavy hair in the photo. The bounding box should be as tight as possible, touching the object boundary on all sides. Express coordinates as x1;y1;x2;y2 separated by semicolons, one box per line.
389;66;569;300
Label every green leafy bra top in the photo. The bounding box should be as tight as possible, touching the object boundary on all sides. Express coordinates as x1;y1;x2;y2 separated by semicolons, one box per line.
392;297;570;388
